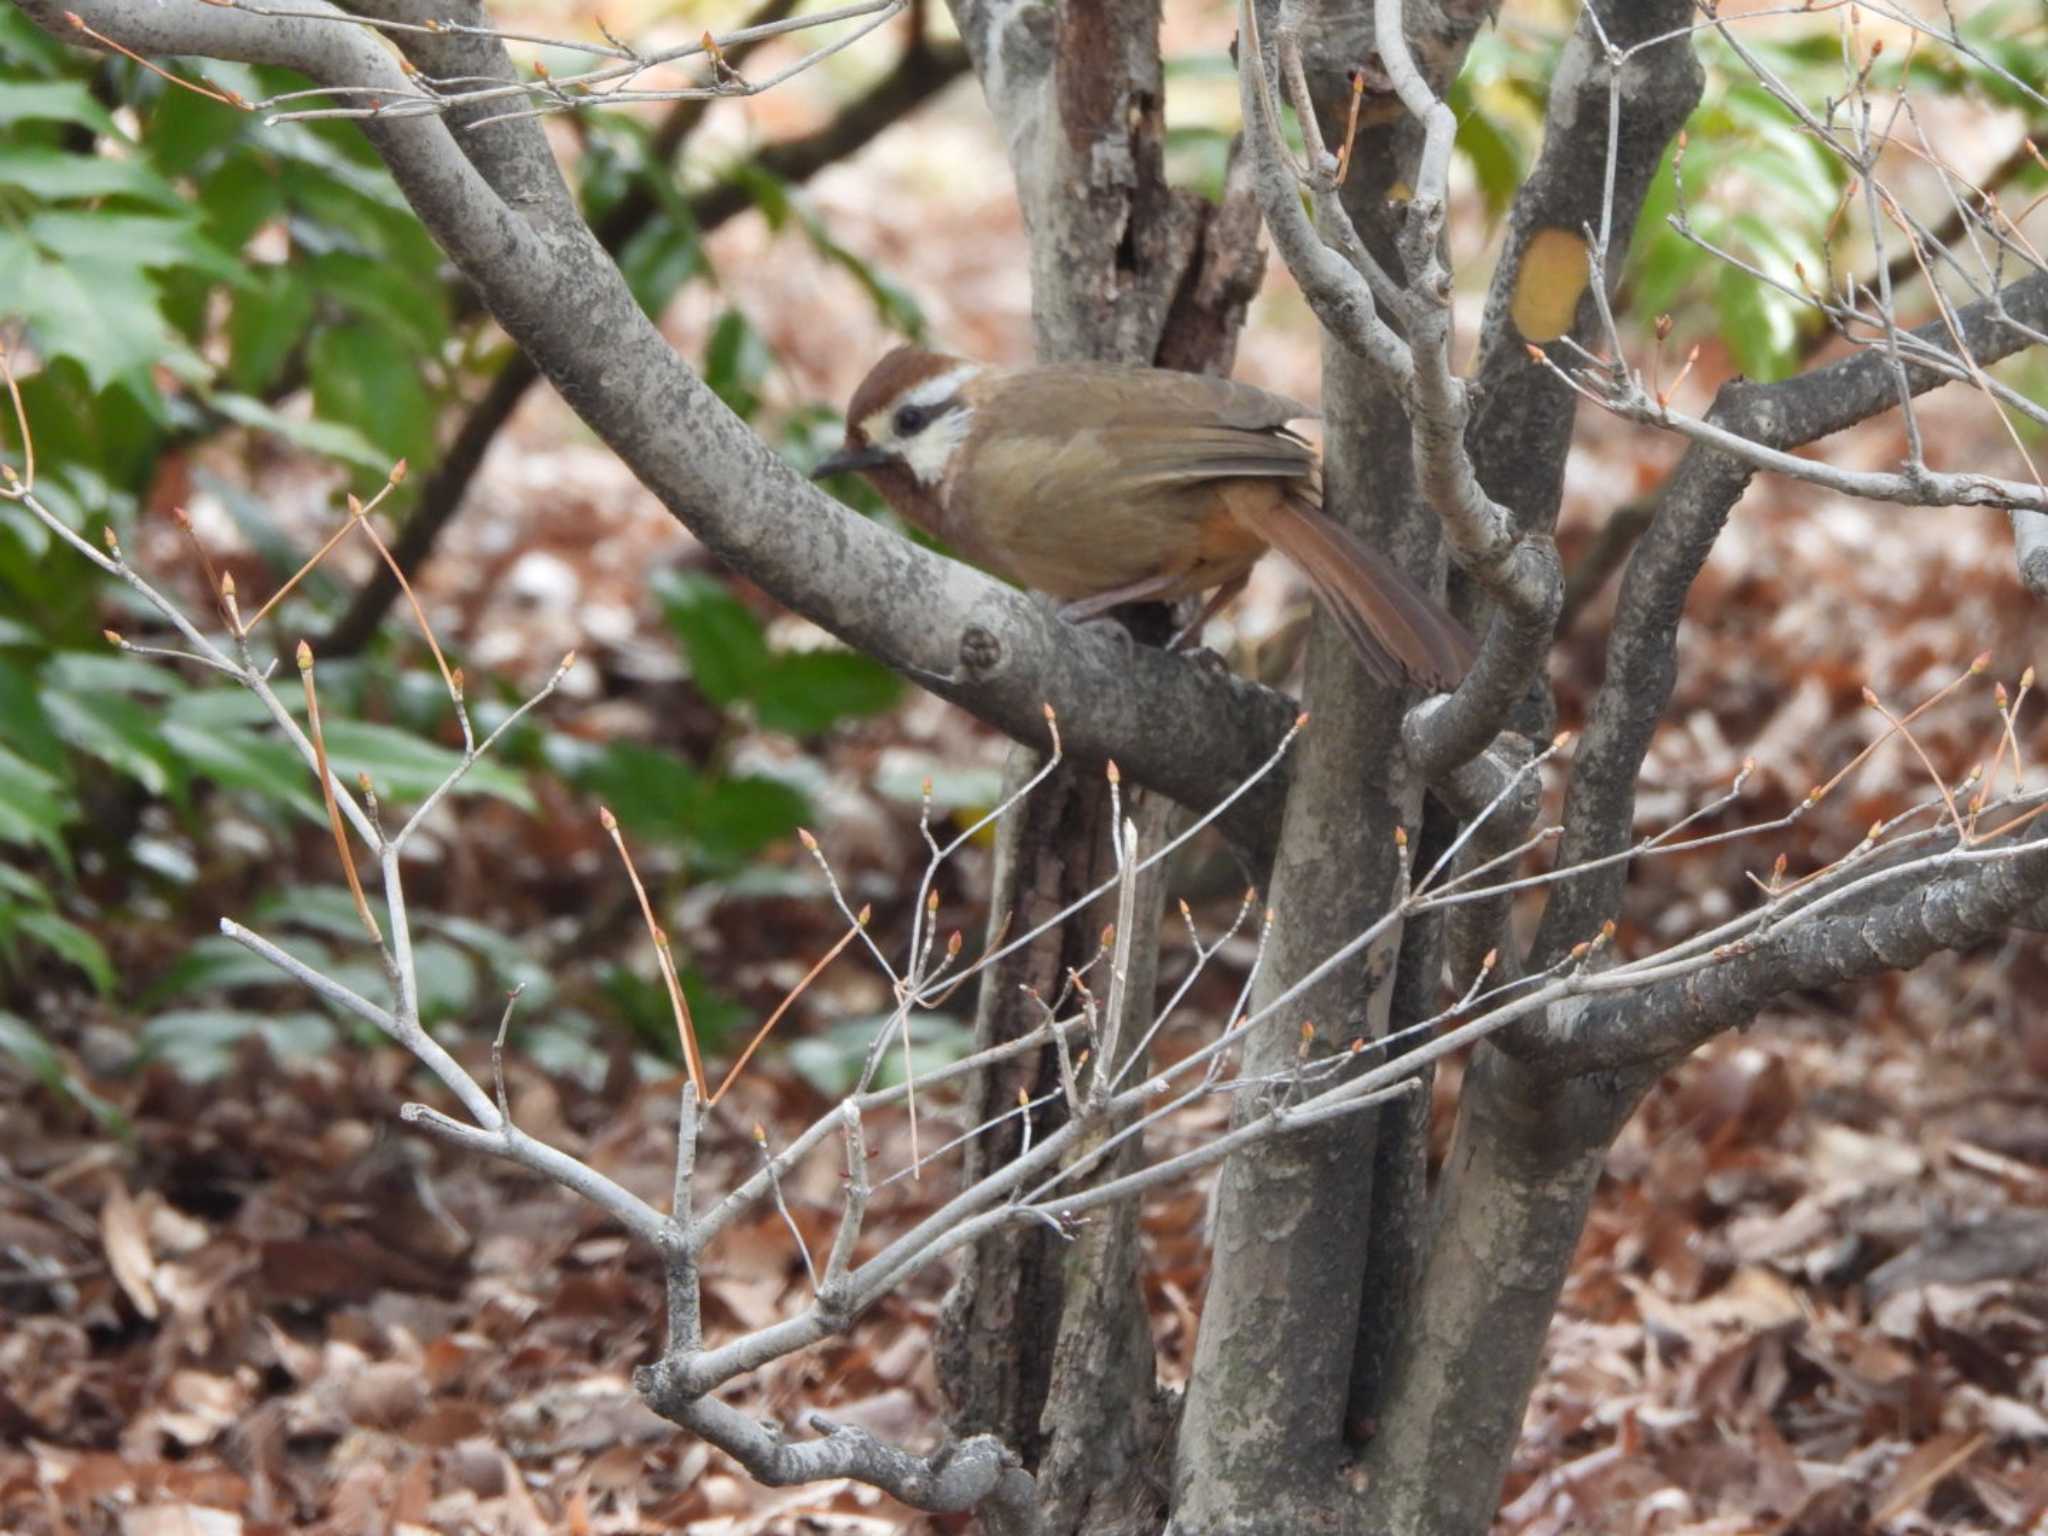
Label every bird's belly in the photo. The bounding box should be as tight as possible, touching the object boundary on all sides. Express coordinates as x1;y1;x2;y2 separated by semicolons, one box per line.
984;489;1268;601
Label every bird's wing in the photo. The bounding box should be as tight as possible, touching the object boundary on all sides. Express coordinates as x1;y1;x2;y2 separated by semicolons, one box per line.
994;363;1316;434
1094;426;1313;492
986;365;1317;505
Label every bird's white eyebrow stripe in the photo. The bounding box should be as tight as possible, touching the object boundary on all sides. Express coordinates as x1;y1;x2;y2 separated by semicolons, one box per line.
903;365;981;412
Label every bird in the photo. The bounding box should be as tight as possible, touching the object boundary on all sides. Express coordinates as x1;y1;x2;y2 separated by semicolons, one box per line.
811;345;1477;692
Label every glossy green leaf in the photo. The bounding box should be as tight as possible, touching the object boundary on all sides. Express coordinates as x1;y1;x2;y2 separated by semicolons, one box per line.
0;145;182;205
573;740;702;843
41;687;181;797
0;1010;128;1135
159;721;320;817
46;650;186;699
197;154;287;248
226;268;316;394
422;912;556;1009
5;249;181;393
0;660;67;775
140;1007;336;1080
318;718;534;810
704;308;772;420
0;79;119;134
0;743;75;862
752;650;903;736
304;250;449;354
1452;91;1523;223
208;392;388;473
686;774;809;865
308;322;437;470
656;569;769;706
143;932;318;1006
27;210;245;285
1717;259;1803;383
15;909;114;995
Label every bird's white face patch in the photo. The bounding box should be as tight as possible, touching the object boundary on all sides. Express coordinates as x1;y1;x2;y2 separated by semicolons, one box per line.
861;364;980;487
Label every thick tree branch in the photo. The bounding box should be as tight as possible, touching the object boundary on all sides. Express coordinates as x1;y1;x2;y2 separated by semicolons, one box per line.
1564;826;2048;1072
1465;0;1702;541
1534;268;2048;966
1235;0;1557;777
343;0;578;228
23;0;1302;857
322;34;969;655
654;1393;1043;1536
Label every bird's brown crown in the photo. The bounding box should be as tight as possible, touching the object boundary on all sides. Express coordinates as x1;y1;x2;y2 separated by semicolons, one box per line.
843;345;966;437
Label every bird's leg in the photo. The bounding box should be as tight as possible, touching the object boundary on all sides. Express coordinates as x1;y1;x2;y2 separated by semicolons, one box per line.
1167;575;1249;653
1056;573;1185;626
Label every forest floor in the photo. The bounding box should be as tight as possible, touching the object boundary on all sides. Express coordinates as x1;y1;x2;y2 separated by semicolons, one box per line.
7;5;2048;1532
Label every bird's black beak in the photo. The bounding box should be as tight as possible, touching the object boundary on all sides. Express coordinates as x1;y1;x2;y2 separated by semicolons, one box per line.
811;444;889;480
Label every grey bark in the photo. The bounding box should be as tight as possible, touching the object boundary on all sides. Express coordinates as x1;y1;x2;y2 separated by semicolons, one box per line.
23;4;2048;1535
1535;268;2048;969
1353;1045;1648;1531
934;742;1144;1467
1171;344;1426;1534
1464;0;1704;545
1034;790;1183;1536
1169;4;1491;1517
935;4;1261;1528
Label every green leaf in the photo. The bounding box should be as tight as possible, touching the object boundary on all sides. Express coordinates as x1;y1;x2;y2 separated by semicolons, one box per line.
412;938;478;1022
752;650;902;736
0;660;68;774
147;75;259;176
26;210;246;285
686;774;809;865
15;910;114;995
0;10;72;72
0;1011;128;1136
0;860;50;905
308;322;438;470
5;249;183;393
304;250;450;354
0;80;120;135
573;740;702;843
144;933;319;1006
788;1014;974;1097
0;145;182;205
703;308;771;420
1164;124;1232;203
254;884;388;941
1717;260;1803;382
421;912;556;1009
161;686;276;731
1452;92;1523;223
159;721;319;817
198;154;287;248
601;963;745;1061
619;217;704;316
41;687;181;797
45;650;186;699
140;1007;336;1080
729;165;925;337
226;268;316;394
317;718;534;810
207;392;388;473
655;569;769;706
0;742;75;865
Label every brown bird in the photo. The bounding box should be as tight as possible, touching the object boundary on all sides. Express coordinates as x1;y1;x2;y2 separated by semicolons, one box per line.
812;346;1476;692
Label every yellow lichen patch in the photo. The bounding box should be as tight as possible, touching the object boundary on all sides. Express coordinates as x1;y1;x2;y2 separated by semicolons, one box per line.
1511;227;1592;343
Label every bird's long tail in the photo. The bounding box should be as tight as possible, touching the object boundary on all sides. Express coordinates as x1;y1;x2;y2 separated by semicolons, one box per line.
1234;493;1478;692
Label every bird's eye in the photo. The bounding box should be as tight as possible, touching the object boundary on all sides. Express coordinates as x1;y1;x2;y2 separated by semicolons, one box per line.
893;403;929;436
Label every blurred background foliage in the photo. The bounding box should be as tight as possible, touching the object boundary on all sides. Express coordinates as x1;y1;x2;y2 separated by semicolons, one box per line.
0;0;2041;1109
